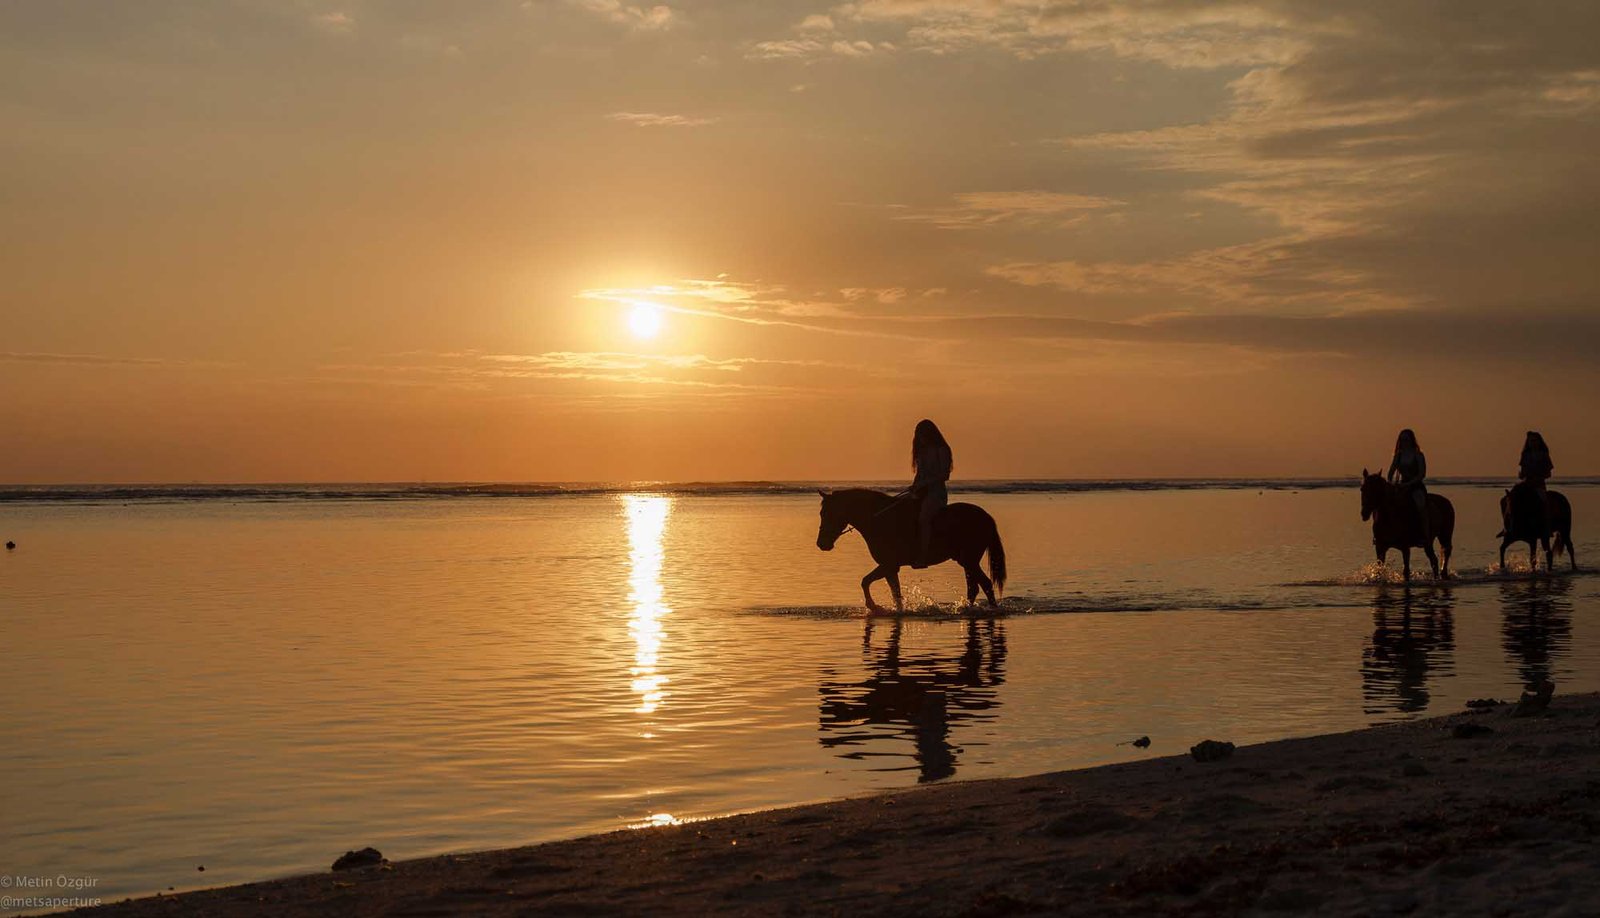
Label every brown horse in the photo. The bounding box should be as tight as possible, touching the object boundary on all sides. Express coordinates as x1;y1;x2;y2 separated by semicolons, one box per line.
1498;481;1576;572
816;488;1006;612
1359;470;1455;579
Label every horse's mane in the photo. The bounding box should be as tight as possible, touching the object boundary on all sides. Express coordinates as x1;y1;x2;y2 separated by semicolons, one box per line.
828;487;898;507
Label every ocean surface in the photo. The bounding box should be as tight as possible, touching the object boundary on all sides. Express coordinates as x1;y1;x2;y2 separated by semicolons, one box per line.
3;480;1596;909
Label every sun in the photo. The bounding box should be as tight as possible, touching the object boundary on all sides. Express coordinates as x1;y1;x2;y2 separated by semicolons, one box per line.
627;303;663;340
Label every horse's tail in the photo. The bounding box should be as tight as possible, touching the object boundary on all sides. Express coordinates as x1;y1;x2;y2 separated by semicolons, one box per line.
1550;493;1571;558
987;521;1007;597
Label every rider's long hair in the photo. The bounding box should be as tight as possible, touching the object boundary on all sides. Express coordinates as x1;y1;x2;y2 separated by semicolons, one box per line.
911;419;951;472
1394;428;1420;454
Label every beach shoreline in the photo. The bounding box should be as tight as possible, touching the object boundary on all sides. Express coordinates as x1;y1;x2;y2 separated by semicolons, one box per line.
74;691;1600;917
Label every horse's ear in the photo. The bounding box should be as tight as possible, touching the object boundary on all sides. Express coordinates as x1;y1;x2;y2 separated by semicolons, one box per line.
817;489;830;499
1361;468;1368;478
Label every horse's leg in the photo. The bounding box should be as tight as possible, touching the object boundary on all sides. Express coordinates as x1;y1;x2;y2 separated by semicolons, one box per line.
1528;541;1537;573
1401;546;1412;580
885;567;904;613
1499;539;1510;573
964;567;978;606
1541;536;1553;573
1423;542;1440;580
970;564;997;607
861;565;886;612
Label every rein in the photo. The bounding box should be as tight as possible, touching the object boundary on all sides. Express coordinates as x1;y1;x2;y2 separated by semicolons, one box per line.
836;490;915;540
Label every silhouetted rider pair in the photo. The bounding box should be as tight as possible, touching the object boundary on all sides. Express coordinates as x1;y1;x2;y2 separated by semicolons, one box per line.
1387;429;1556;537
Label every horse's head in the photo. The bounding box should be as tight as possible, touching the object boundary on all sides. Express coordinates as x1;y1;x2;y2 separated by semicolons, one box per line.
1359;468;1385;521
816;489;848;551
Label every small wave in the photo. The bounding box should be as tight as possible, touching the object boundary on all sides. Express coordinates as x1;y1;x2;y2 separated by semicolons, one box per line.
1289;563;1594;588
743;598;1035;620
743;588;1373;620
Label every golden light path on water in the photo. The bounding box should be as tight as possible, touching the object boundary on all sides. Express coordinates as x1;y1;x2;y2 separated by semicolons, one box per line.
623;495;671;717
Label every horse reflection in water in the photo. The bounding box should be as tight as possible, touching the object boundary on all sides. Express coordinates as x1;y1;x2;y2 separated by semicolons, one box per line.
1500;577;1574;691
1360;586;1456;718
817;618;1006;783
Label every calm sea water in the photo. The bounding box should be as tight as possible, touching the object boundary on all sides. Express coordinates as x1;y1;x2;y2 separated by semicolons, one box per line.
2;483;1596;907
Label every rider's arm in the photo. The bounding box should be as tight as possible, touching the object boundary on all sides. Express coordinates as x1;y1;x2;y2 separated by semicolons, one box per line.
1387;455;1400;483
1416;451;1427;483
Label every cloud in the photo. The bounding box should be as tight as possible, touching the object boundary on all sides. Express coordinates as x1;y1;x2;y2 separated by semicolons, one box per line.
988;2;1600;317
605;111;718;127
753;1;1303;65
310;11;354;34
797;14;835;33
569;0;676;32
746;37;895;61
578;273;1600;371
475;351;830;373
312;349;868;399
896;190;1123;230
577;279;926;339
0;351;219;368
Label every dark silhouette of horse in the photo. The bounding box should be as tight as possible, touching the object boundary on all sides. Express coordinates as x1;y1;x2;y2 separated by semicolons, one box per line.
816;488;1006;612
1359;470;1455;579
1498;481;1576;572
818;617;1007;782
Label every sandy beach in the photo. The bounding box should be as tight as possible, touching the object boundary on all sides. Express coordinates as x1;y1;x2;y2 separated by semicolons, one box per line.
75;689;1600;917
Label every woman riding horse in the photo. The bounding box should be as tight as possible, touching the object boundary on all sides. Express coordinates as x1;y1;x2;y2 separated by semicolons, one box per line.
911;419;953;568
1517;431;1555;536
1387;429;1431;544
1518;431;1554;489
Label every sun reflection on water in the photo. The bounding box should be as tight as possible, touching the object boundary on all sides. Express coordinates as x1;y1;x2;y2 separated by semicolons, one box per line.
623;495;671;715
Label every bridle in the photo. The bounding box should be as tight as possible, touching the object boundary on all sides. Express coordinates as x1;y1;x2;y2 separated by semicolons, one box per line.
828;490;915;541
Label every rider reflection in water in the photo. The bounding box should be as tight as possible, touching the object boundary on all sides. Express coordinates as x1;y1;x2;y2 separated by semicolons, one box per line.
911;419;953;569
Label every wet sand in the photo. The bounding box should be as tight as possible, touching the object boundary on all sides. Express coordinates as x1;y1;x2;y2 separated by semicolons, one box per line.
79;692;1600;917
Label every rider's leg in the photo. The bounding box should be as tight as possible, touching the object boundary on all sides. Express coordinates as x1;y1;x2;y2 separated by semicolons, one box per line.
916;496;936;566
915;486;946;567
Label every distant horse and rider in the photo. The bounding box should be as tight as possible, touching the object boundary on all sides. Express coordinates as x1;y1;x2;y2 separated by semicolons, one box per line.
815;419;1006;613
1360;471;1455;580
1358;428;1455;580
1361;428;1577;582
813;421;1577;612
1498;430;1576;573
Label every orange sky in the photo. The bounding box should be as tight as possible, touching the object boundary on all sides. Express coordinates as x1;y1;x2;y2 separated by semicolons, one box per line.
3;1;1598;483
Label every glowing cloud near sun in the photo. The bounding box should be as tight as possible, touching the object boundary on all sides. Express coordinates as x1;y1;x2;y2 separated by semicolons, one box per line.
627;303;664;339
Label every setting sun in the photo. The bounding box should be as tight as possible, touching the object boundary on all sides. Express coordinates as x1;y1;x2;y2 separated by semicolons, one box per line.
627;303;663;340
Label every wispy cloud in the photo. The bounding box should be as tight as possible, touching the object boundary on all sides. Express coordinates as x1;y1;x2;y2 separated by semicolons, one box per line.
0;351;223;368
896;190;1123;230
750;1;1300;65
312;349;866;398
605;111;718;128
568;0;676;32
746;38;896;61
310;10;354;34
577;279;922;339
